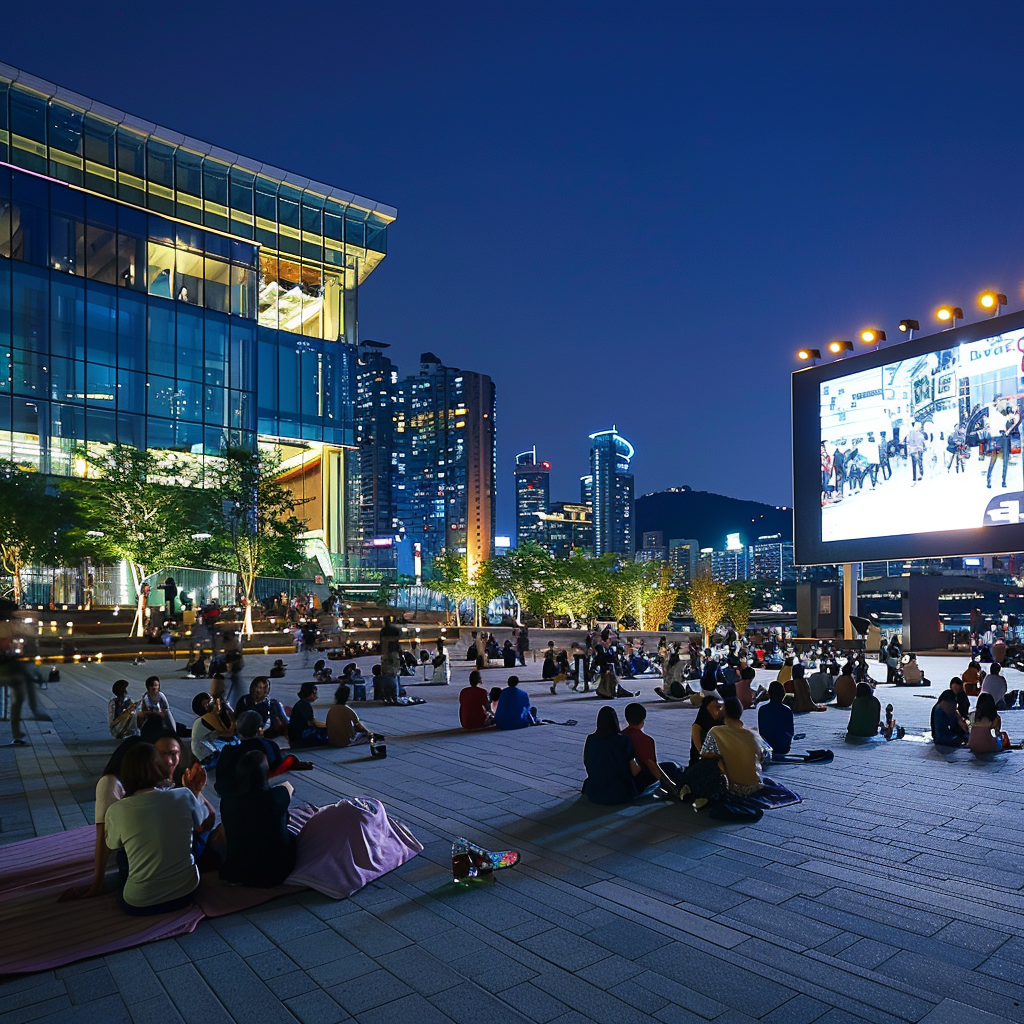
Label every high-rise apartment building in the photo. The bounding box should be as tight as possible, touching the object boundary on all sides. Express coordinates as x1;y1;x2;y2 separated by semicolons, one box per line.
536;501;593;558
398;353;495;578
749;533;795;585
668;538;700;586
589;428;634;556
0;63;394;572
351;340;401;568
636;531;668;562
514;446;549;546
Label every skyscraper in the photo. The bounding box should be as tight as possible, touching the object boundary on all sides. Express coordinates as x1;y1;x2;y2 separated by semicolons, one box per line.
589;428;634;556
398;353;495;578
351;340;400;568
536;501;594;558
514;447;549;546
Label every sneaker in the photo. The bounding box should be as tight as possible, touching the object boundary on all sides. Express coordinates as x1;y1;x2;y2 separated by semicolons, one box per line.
549;685;556;695
9;738;27;746
897;726;906;739
654;686;670;701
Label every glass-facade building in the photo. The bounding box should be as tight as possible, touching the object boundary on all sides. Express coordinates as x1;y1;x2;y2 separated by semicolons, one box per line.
0;63;394;563
589;428;634;556
514;447;549;546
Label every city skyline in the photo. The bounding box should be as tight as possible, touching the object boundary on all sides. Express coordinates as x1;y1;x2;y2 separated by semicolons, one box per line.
6;4;1023;541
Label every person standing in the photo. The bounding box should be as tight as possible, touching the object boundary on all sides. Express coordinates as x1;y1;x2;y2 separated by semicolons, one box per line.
877;431;892;481
516;626;529;667
906;422;927;484
987;401;1021;490
832;447;846;500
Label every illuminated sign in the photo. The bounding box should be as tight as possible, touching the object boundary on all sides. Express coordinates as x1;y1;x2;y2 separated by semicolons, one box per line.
726;533;743;551
372;536;394;548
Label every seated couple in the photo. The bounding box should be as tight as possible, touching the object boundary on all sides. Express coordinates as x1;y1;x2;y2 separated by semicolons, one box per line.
492;676;541;729
582;704;682;804
847;683;904;741
288;683;376;749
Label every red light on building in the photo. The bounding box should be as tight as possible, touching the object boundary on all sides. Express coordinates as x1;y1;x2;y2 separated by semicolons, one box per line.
542;462;551;469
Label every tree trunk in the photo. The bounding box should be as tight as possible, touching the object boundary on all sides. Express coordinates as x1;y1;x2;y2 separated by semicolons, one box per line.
12;563;22;606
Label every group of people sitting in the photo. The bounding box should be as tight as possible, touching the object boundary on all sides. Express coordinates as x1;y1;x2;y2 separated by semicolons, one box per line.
931;663;1022;753
458;672;542;730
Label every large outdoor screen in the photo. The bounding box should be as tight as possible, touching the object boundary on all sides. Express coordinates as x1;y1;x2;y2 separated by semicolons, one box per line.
792;309;1024;564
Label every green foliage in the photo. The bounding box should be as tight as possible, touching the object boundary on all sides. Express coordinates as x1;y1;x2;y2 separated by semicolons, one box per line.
725;580;754;635
69;445;204;590
681;566;730;644
430;550;472;625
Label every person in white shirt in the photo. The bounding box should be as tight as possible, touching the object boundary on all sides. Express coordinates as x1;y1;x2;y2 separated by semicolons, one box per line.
107;679;139;740
980;662;1010;710
137;676;177;735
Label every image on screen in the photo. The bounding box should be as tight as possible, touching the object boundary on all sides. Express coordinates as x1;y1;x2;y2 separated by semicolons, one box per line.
819;327;1024;542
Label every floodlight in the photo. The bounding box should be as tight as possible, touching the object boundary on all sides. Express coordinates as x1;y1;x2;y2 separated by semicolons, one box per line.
860;329;886;344
936;306;963;327
796;348;821;362
898;319;920;339
979;291;1007;315
827;340;854;355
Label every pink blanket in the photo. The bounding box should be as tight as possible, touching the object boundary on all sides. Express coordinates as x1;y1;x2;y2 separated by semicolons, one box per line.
0;801;422;975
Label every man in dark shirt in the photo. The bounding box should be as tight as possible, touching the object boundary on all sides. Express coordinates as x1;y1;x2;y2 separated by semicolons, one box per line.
217;711;313;794
288;683;330;748
622;703;681;796
757;682;795;758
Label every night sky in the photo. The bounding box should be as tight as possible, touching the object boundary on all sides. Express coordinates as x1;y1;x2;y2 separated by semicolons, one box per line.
6;2;1024;538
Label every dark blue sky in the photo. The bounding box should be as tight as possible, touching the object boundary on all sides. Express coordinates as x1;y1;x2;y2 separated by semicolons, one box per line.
7;2;1024;537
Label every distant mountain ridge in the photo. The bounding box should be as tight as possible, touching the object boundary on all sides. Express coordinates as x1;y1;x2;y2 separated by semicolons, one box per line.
635;487;793;551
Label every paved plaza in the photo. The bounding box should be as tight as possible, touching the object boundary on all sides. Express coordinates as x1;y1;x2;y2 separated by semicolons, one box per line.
2;649;1024;1024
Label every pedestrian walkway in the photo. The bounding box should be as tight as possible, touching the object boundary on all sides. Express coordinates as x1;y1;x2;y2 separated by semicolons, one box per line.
2;652;1024;1024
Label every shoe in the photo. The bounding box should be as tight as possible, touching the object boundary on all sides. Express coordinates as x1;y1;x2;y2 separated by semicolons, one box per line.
897;726;906;739
633;690;641;697
654;686;670;701
550;685;556;695
693;798;708;810
9;738;27;746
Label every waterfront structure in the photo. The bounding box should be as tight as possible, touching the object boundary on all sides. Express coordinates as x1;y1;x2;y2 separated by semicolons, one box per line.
536;501;593;558
514;447;549;546
588;428;634;556
398;353;495;578
0;63;393;572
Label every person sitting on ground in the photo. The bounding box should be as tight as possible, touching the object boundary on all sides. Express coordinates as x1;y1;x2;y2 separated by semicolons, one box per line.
932;688;970;747
900;653;929;687
961;659;984;696
968;692;1015;754
758;681;796;759
269;659;287;679
949;676;971;719
980;662;1011;710
235;676;289;739
108;680;139;740
103;743;206;916
596;667;640;699
701;697;772;796
488;686;503;713
807;662;835;703
502;640;518;669
701;657;727;698
342;662;367;687
494;676;541;729
689;694;725;766
834;664;857;707
326;684;371;747
734;666;768;709
459;670;493;730
776;657;794;691
848;682;902;740
190;692;236;765
218;750;298;888
465;633;479;661
288;683;331;748
207;674;236;728
786;665;827;712
186;649;207;679
623;702;681;798
582;706;641;804
313;660;333;685
215;710;312;793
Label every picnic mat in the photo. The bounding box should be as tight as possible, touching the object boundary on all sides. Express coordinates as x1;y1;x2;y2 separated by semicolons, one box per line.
0;799;423;975
0;826;204;975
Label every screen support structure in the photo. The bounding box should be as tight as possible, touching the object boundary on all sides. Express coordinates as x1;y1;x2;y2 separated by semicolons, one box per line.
842;563;860;641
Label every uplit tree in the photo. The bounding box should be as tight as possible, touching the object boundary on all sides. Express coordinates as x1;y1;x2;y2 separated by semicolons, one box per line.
206;446;307;637
726;581;753;637
486;542;553;625
683;566;729;646
548;554;611;627
468;558;504;627
72;445;202;635
640;562;678;631
430;550;473;626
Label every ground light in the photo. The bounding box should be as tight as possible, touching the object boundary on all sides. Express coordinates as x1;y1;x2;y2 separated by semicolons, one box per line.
936;306;963;328
860;329;886;345
827;340;854;356
979;291;1007;316
898;319;920;339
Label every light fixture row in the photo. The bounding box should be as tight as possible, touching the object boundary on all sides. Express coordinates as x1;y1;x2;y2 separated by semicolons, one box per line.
797;290;1011;362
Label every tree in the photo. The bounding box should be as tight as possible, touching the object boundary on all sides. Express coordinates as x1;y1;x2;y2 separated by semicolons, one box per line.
726;581;753;637
547;554;611;627
683;566;729;646
601;560;646;626
639;562;678;632
71;445;202;635
207;446;307;637
0;461;75;604
430;550;473;626
468;558;504;627
486;543;553;625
